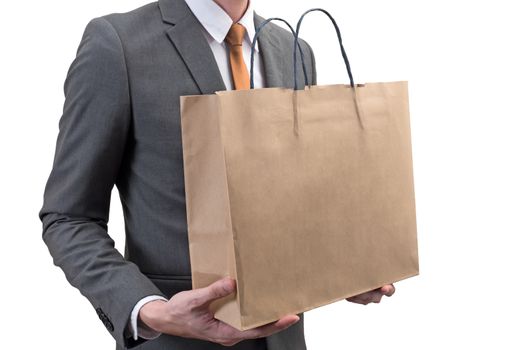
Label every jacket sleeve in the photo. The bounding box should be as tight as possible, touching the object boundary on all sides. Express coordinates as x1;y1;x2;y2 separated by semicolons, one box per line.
38;16;167;349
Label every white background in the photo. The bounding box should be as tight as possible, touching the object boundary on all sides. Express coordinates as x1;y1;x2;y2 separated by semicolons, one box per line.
1;0;524;349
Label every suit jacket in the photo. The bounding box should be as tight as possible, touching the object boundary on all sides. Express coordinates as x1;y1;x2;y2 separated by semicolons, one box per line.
39;0;316;349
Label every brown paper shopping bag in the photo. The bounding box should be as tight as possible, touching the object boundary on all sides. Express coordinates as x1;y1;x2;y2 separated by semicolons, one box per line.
180;9;419;330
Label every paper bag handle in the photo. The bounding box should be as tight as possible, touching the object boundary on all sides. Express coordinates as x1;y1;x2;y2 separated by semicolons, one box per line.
293;8;355;89
250;18;309;89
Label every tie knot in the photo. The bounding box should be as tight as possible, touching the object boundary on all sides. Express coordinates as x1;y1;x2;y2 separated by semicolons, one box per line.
225;23;246;47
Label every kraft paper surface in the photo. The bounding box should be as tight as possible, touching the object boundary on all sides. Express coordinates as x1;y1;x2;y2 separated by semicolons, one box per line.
180;82;419;330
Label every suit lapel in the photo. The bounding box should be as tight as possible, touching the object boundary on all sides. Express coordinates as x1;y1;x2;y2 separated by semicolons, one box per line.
253;13;287;88
158;0;290;91
159;0;226;94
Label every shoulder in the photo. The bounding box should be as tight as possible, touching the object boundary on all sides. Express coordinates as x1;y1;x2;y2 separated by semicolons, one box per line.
259;17;314;54
66;2;164;92
254;14;317;84
82;1;163;48
99;1;160;31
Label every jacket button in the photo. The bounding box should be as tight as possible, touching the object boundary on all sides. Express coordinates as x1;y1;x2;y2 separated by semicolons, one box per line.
95;307;114;332
104;320;114;332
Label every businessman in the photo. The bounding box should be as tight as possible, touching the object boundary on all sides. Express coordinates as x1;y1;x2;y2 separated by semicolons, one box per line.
39;0;395;349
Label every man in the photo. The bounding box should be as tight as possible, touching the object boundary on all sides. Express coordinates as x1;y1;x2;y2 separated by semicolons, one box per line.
39;0;395;349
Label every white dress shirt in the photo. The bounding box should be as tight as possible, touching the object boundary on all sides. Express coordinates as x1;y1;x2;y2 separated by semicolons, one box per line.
126;0;265;341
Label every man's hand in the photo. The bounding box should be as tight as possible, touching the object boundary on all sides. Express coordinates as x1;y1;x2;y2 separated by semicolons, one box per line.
346;284;396;305
138;277;299;346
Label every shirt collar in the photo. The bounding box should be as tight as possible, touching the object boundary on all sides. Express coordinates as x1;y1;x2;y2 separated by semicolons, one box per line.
185;0;259;51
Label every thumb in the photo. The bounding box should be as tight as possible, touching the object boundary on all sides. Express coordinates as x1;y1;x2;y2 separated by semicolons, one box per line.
192;277;236;308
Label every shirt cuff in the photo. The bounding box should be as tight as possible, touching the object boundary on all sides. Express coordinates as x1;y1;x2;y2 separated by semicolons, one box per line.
127;295;168;341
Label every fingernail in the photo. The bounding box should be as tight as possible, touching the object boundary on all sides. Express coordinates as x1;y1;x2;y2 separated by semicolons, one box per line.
224;277;236;291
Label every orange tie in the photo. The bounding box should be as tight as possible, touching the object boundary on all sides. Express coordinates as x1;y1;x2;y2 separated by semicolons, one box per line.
225;23;250;90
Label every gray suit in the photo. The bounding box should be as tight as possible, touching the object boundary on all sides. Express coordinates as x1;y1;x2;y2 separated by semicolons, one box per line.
39;0;316;349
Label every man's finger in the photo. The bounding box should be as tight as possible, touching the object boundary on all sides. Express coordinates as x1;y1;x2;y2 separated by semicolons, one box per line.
346;295;367;304
240;315;300;339
381;284;395;297
347;290;382;304
370;291;383;303
191;277;236;307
